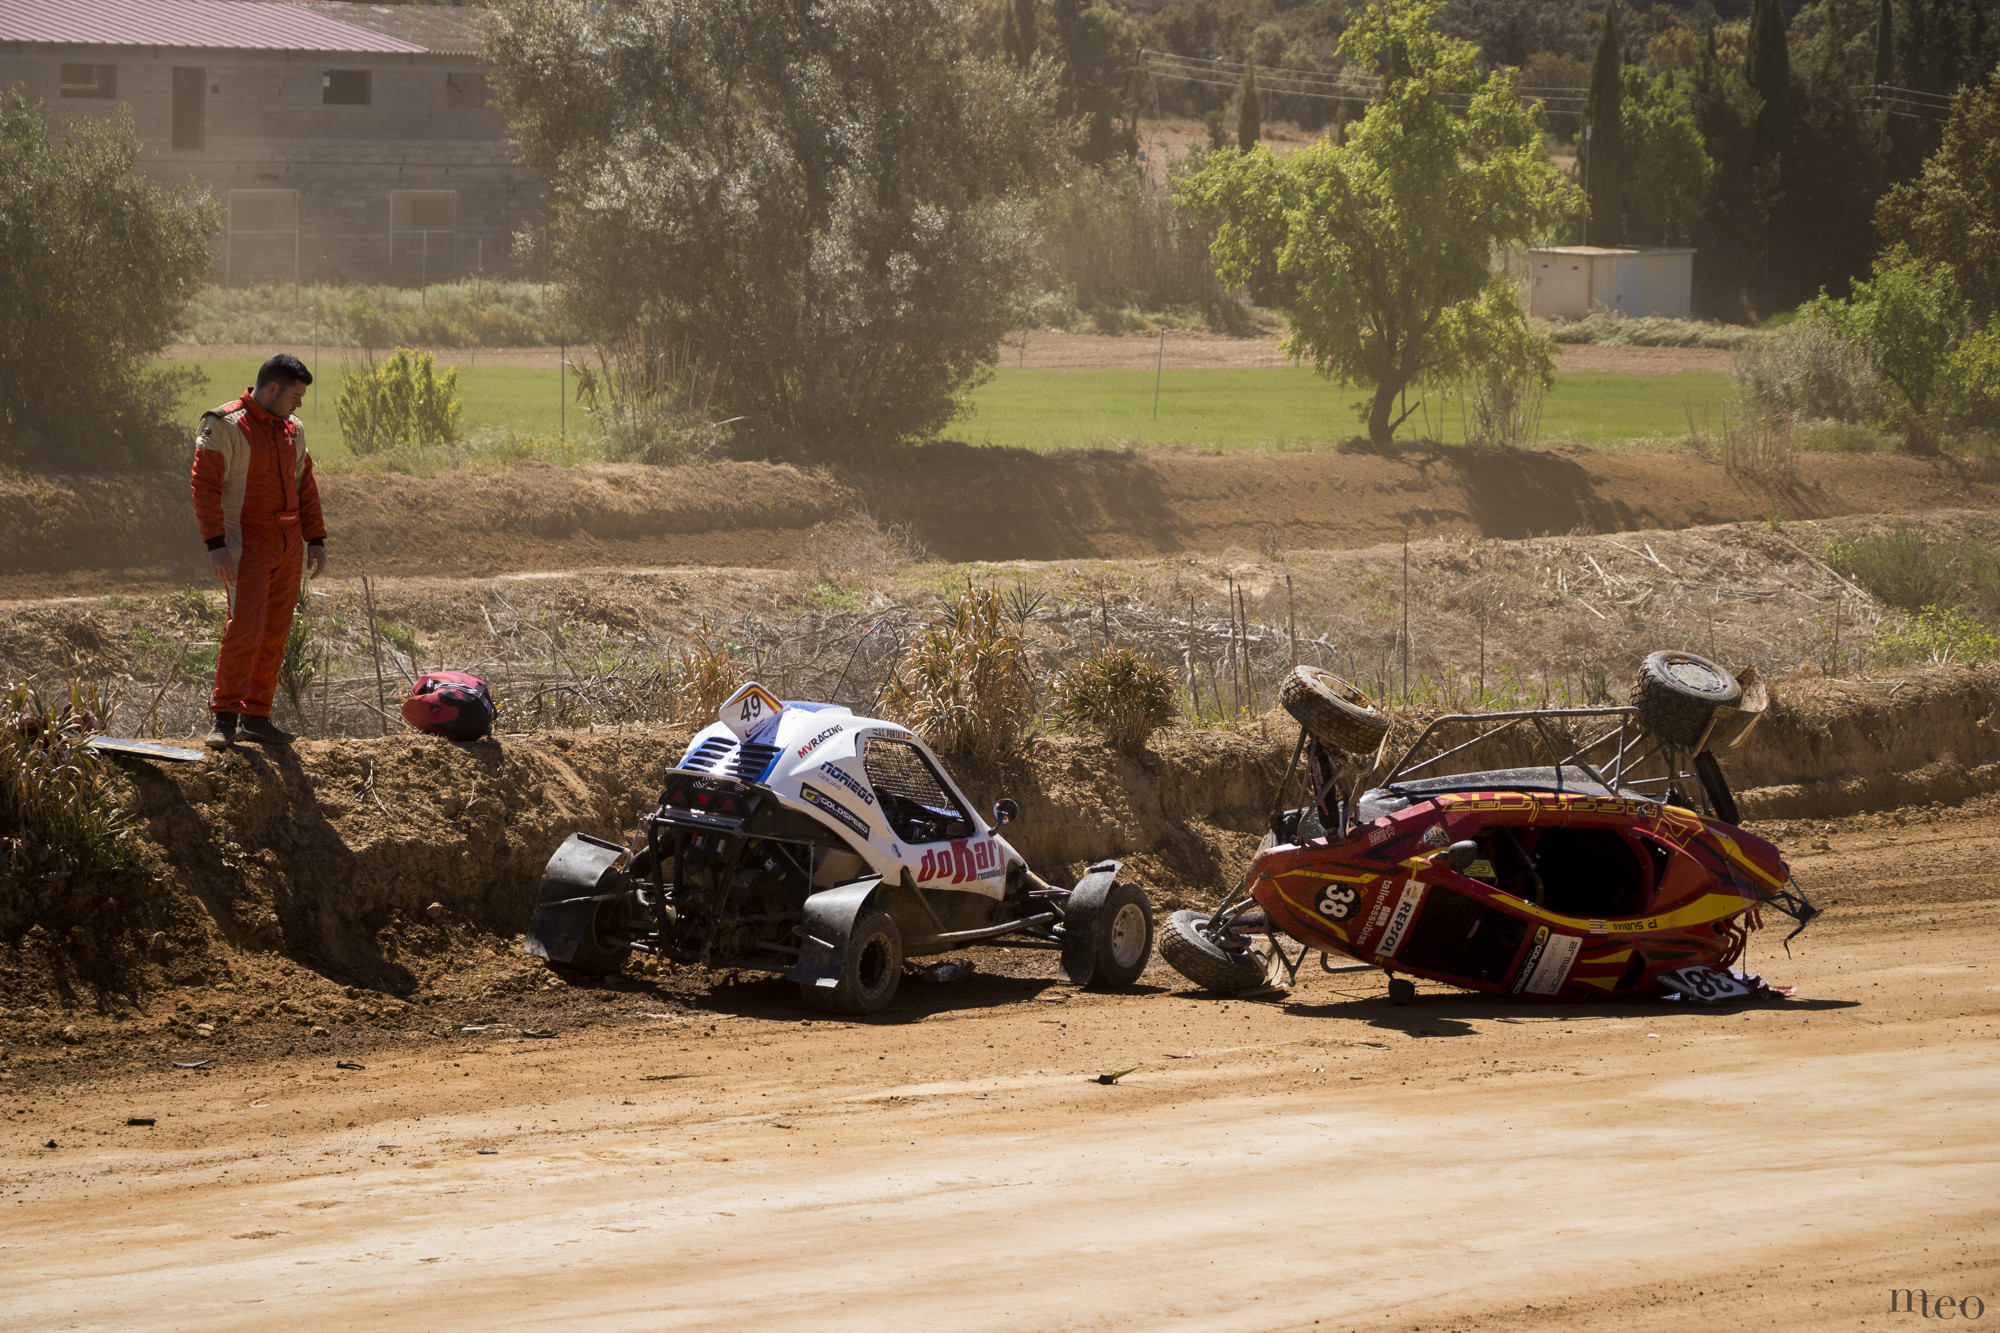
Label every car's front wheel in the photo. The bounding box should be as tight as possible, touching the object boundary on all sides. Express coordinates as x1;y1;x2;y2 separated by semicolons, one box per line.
799;908;903;1015
1063;878;1155;987
1159;909;1269;995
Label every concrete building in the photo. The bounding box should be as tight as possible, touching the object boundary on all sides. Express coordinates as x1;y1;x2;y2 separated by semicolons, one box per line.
0;0;539;285
1526;246;1697;321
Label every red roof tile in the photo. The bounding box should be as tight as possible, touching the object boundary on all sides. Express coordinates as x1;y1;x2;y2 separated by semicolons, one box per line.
0;0;431;53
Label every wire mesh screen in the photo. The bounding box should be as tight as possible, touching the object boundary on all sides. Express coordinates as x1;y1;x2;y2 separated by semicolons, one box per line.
862;737;972;842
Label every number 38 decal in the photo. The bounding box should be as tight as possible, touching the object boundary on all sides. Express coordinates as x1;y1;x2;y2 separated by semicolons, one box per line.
1316;885;1359;920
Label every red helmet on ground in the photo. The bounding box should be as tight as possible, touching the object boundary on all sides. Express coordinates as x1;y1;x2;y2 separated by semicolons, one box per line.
402;671;495;741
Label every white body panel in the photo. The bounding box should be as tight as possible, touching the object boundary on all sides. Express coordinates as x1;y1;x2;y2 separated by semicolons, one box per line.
677;688;1021;901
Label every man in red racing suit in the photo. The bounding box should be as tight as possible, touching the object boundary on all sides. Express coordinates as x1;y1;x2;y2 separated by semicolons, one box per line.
190;353;329;748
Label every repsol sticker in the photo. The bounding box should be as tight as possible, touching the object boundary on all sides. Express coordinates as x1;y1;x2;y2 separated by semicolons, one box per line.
815;761;875;806
1510;925;1552;994
799;783;869;836
1373;879;1425;960
918;838;999;885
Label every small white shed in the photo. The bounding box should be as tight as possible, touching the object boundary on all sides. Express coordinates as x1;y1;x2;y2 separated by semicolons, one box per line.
1527;246;1696;320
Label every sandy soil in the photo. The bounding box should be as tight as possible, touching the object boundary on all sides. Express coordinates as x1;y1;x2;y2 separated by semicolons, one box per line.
3;803;1994;1331
165;337;1733;376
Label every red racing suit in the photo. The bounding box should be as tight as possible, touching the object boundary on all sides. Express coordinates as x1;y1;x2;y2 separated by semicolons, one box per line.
190;391;326;719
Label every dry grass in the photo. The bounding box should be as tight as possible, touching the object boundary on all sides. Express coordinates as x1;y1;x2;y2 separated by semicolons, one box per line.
1;681;140;913
882;588;1032;767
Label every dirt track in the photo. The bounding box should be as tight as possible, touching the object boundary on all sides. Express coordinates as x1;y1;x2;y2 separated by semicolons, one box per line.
3;802;1995;1331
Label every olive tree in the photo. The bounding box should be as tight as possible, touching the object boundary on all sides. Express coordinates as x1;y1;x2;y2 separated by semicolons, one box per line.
0;94;219;471
1174;0;1580;448
488;0;1066;448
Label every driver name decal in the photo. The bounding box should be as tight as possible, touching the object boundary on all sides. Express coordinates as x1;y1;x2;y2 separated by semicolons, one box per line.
917;838;998;885
798;783;869;836
1373;879;1425;959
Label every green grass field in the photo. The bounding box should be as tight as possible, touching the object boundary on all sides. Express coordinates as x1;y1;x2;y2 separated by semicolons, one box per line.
166;354;1734;459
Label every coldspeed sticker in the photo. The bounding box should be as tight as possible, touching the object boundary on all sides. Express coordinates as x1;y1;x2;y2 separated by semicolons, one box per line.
1522;932;1582;995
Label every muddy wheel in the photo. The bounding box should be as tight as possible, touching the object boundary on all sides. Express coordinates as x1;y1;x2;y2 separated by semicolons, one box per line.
1159;910;1269;996
800;909;902;1016
563;898;633;976
1280;667;1391;755
1063;879;1155;987
1632;651;1743;748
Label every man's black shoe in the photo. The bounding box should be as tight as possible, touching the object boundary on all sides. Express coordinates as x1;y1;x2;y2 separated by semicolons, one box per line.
204;712;237;750
239;715;295;746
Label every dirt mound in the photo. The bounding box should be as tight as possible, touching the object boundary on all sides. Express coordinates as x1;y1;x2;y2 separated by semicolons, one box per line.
9;446;2000;597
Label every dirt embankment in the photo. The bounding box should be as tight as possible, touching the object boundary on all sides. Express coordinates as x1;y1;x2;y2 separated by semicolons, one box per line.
9;447;2000;597
9;665;1998;1024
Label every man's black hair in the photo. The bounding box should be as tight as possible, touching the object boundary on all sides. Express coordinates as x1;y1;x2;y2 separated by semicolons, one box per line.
255;353;314;390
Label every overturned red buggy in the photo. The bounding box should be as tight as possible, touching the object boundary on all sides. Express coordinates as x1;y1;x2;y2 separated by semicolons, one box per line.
1160;652;1820;1005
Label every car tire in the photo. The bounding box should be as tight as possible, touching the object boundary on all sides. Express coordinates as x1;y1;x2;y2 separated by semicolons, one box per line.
563;897;632;976
1063;878;1155;987
1632;651;1743;748
1159;909;1270;995
799;908;902;1015
1388;976;1416;1006
1280;667;1392;755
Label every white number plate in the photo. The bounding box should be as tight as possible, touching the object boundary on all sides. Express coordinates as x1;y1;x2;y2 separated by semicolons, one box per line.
718;682;783;739
1658;965;1756;1003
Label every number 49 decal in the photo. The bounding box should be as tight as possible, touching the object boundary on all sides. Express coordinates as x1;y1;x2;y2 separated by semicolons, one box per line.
719;682;783;738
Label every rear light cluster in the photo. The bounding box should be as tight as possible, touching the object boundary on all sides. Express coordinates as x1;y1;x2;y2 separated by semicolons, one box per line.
661;776;758;820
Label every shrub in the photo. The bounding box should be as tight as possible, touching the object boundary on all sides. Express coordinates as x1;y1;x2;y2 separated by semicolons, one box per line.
1052;646;1177;751
336;348;464;455
0;93;220;471
672;624;739;726
1;682;140;920
1831;526;2000;620
883;588;1031;767
1876;605;2000;666
1733;305;1877;424
571;340;731;465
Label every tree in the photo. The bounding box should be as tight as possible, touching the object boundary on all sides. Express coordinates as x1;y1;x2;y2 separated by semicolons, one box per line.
1812;245;1967;450
1770;33;1889;305
1583;1;1625;244
1878;71;2000;320
0;94;219;471
1620;67;1712;246
1875;0;1895;85
1688;31;1777;317
1237;66;1261;150
1002;0;1036;68
1175;0;1580;447
488;0;1066;449
1747;0;1795;166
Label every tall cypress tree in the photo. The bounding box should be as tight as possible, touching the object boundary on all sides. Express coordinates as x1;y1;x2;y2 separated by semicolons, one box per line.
1001;0;1036;69
1584;2;1624;245
1875;0;1895;87
1746;0;1794;166
1237;67;1261;150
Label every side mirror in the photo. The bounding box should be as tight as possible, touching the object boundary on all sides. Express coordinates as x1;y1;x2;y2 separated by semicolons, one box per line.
1446;839;1480;871
991;798;1018;828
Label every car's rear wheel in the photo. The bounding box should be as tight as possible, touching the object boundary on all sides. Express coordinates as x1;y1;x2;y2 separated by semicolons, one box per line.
563;897;633;976
799;908;903;1015
1280;667;1392;755
1159;909;1270;995
1632;651;1743;747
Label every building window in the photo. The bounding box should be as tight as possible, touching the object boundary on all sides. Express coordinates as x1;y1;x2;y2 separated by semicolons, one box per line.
322;69;370;105
59;64;116;98
445;72;490;108
173;68;204;151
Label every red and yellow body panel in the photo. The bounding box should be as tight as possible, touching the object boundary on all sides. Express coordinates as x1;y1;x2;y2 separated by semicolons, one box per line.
1248;790;1790;1002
